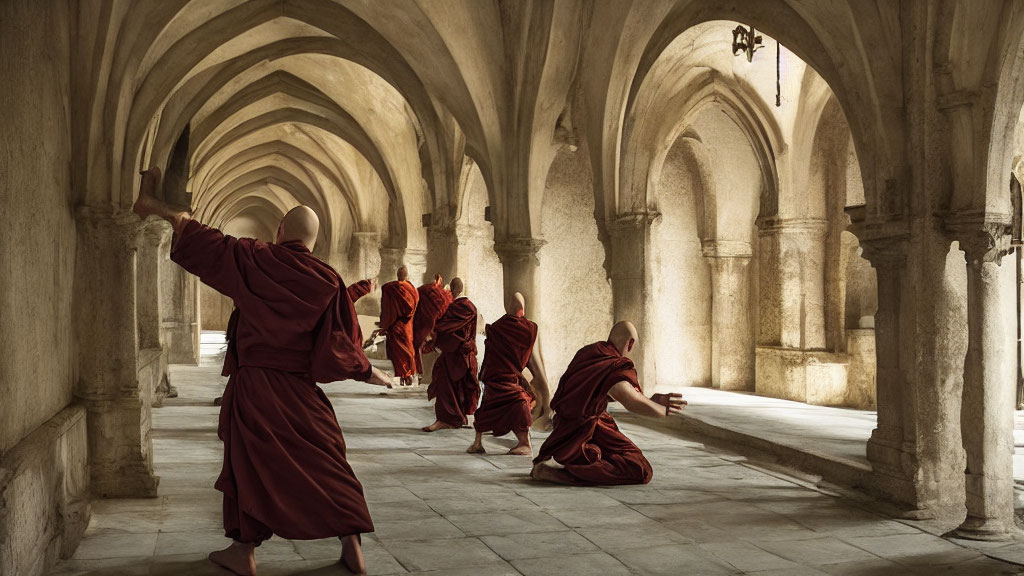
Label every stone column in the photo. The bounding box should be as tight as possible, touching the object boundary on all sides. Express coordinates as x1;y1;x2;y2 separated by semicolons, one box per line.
860;236;912;495
163;264;199;365
606;212;659;391
136;220;170;351
427;225;459;283
952;223;1016;540
74;207;159;498
702;240;754;391
349;232;382;315
493;237;547;318
757;218;828;348
379;245;404;285
404;248;428;286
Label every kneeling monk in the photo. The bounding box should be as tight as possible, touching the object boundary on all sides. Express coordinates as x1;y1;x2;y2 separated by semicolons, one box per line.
422;278;480;432
468;292;545;455
380;267;419;386
133;167;391;576
531;321;686;486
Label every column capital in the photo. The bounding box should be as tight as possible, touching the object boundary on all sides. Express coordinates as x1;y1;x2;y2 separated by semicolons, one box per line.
858;234;910;269
493;237;546;266
141;218;172;246
76;206;146;251
701;240;753;259
943;211;1013;264
608;211;661;236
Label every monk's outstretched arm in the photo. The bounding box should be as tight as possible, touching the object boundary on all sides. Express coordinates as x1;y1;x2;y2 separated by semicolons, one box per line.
608;381;686;418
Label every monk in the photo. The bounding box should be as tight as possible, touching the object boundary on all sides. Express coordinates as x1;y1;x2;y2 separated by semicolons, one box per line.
468;292;546;455
531;321;686;486
413;273;453;381
346;278;377;303
132;167;391;576
422;277;480;432
380;267;419;386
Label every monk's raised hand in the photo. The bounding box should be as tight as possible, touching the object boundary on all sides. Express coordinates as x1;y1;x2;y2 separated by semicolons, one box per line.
651;392;687;416
368;366;394;389
132;167;163;220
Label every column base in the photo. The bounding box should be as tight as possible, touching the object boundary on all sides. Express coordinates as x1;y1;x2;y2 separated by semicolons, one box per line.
948;516;1017;541
866;428;938;518
91;461;160;499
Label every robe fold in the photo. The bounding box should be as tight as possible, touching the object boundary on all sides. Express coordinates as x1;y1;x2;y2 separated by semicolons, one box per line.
533;341;653;486
346;279;373;303
412;282;453;373
474;314;538;437
380;280;419;378
427;297;480;426
170;220;374;544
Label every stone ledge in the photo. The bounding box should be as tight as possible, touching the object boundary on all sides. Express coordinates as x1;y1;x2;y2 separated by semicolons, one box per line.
0;404;90;576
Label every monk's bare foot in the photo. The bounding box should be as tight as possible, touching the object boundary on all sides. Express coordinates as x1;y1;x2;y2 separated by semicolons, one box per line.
508;443;532;456
467;441;486;454
367;366;393;388
530;462;575;485
208;541;256;576
339;534;366;575
421;420;458;432
132;167;162;219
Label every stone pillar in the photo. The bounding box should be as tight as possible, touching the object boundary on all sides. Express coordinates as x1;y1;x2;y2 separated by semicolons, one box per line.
163;264;199;365
702;241;754;391
405;248;428;286
860;236;913;497
379;245;404;285
606;212;659;391
350;232;382;315
757;218;828;349
74;207;159;498
427;225;459;284
952;223;1016;540
493;237;546;318
136;220;170;350
859;228;967;518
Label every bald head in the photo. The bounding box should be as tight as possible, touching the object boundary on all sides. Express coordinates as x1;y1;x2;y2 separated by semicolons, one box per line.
608;321;638;356
277;206;319;250
506;292;525;316
450;277;464;298
397;266;408;281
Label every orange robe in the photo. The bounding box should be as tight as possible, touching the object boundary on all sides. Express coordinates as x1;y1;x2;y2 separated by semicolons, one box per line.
427;297;479;426
474;313;538;437
170;220;373;544
412;282;453;373
533;341;652;486
380;280;419;378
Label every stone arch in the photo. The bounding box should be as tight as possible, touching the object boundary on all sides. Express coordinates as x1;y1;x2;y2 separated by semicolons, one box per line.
621;67;784;223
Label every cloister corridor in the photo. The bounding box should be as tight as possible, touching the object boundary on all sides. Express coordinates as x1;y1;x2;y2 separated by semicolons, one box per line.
45;336;1024;576
6;1;1024;575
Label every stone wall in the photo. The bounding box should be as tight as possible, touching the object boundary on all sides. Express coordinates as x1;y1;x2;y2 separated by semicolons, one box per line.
651;138;712;389
0;2;86;574
539;148;613;386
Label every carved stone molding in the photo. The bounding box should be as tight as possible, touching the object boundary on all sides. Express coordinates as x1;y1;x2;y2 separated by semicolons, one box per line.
859;234;910;269
701;240;753;259
756;217;828;237
493;237;546;266
607;211;661;237
944;212;1013;264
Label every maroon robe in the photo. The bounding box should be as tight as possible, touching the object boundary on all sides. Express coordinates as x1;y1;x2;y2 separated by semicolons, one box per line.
474;313;538;437
170;220;373;544
346;279;373;303
380;280;419;378
427;297;480;426
533;341;652;486
412;282;453;373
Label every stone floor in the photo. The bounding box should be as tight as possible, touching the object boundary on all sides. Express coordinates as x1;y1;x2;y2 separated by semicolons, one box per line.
48;339;1024;575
